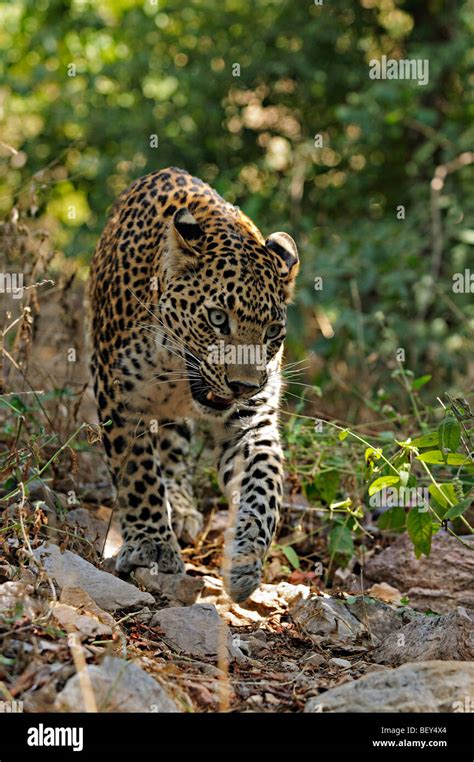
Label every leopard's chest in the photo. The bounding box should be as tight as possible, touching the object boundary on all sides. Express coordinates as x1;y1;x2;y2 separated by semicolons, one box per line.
117;341;194;420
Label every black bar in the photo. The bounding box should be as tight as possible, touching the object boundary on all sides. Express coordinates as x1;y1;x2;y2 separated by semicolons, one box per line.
0;712;472;757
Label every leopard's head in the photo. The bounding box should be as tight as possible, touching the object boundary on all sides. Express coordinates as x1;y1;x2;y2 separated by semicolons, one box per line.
156;207;299;417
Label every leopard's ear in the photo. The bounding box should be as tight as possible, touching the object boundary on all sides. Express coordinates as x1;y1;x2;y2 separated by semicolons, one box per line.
265;232;299;301
173;208;205;249
166;208;205;274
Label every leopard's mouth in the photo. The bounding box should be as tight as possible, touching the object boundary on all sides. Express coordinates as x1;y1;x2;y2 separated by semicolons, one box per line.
185;354;235;412
192;387;235;411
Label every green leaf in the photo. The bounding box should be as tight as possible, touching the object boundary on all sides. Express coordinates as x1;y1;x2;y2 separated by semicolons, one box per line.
282;545;300;570
303;481;319;504
377;505;406;531
438;417;461;454
338;429;349;441
328;523;354;558
428;483;457;509
416;451;468;466
368;475;400;496
451;397;472;421
444;497;472;520
410;432;439;448
412;374;431;390
406;508;432;557
314;469;340;504
365;447;381;464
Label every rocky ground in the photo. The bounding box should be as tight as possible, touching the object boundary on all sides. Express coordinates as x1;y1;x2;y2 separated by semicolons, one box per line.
1;494;473;713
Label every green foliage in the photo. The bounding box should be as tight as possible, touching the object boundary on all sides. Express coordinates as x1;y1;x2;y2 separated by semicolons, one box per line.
406;507;432;558
328;521;355;559
0;0;473;405
283;387;473;569
437;416;461;454
281;545;301;571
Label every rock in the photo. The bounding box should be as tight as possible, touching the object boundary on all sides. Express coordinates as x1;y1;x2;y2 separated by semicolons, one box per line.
305;661;474;712
51;602;112;639
0;563;17;583
371;607;474;665
199;575;225;600
250;582;310;611
329;657;352;669
32;542;154;612
197;575;310;626
265;693;280;705
134;567;204;605
0;581;45;619
364;533;474;613
59;587;116;629
231;630;270;657
79;482;115;506
65;508;107;550
367;582;403;604
291;592;429;649
27;480;60;512
55;655;180;712
246;694;263;708
281;660;301;672
50;586;117;639
291;594;366;645
200;576;309;612
150;603;241;659
346;595;421;643
224;582;310;622
302;653;325;668
362;663;392;675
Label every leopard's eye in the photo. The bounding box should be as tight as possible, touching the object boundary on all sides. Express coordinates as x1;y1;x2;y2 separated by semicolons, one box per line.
208;308;228;328
266;323;283;340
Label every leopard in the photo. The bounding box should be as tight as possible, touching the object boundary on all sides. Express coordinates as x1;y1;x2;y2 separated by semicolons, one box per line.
88;167;299;602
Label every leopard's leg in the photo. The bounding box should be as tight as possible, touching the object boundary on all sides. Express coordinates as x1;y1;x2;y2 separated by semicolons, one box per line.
158;419;203;543
98;397;184;575
215;404;283;603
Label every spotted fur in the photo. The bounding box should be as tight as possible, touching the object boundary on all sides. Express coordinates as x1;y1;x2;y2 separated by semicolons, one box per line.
88;167;299;602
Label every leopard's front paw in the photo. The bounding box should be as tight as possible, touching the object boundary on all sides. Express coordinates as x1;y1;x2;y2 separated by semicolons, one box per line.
115;537;184;575
116;539;157;574
223;555;263;603
168;487;203;544
157;537;186;574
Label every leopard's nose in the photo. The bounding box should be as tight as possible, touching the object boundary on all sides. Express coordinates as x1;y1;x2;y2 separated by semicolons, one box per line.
227;379;260;397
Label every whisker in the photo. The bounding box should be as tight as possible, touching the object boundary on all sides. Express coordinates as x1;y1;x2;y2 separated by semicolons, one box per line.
126;287;201;365
142;312;202;366
282;381;320;391
138;323;190;359
283;355;312;369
